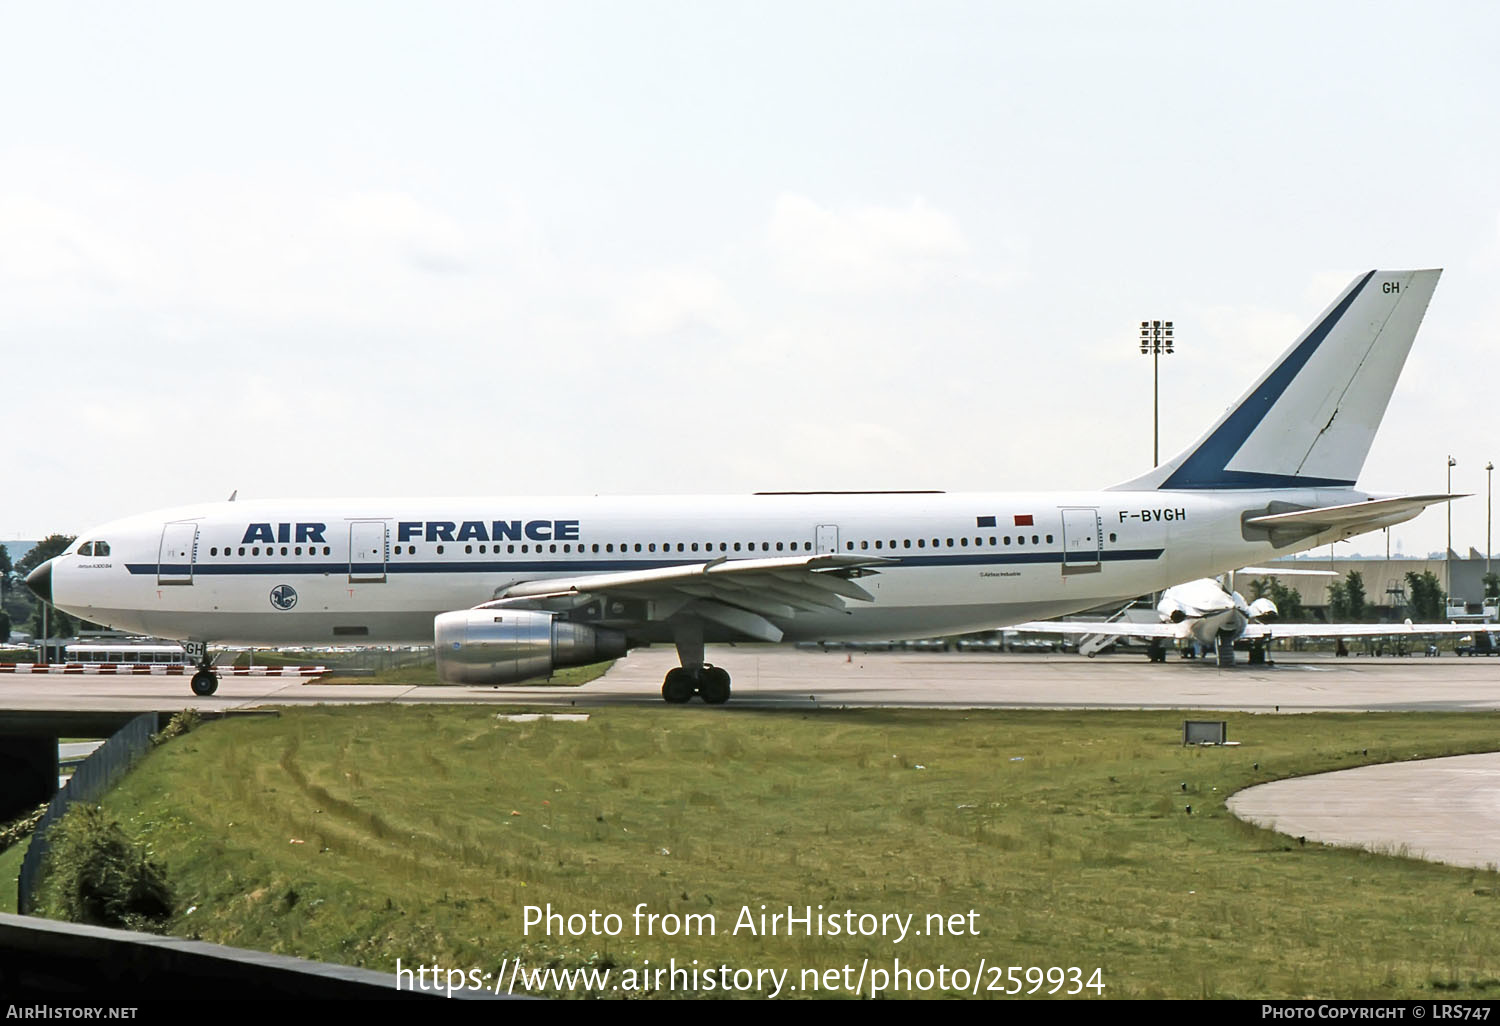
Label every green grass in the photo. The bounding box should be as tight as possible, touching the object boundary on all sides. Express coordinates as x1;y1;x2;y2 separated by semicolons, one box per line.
0;841;26;914
38;706;1500;998
312;658;613;686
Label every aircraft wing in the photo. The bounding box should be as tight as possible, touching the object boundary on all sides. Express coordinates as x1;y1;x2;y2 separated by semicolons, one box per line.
474;554;894;643
1242;621;1478;640
1009;620;1188;641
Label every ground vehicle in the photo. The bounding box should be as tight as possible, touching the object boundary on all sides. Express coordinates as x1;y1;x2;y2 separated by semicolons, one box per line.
1455;631;1500;656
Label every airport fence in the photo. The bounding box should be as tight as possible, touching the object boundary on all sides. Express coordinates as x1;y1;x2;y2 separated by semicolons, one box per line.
17;712;158;916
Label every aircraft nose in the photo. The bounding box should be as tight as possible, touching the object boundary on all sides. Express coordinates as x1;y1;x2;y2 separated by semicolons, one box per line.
26;559;53;606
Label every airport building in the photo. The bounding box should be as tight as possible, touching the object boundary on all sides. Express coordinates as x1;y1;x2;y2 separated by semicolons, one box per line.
1259;552;1498;618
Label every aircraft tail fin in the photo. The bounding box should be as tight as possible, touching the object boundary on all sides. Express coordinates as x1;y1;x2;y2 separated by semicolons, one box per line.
1110;269;1441;492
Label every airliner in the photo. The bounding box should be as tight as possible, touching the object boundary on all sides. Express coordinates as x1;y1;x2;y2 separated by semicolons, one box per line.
27;269;1454;703
1014;572;1473;665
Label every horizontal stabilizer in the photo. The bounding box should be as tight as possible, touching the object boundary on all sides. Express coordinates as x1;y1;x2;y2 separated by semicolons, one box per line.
1247;621;1476;640
1244;493;1462;535
1010;620;1185;640
1237;566;1338;577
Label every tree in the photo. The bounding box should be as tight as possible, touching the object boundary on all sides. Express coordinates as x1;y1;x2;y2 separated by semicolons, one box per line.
1404;570;1445;621
14;535;79;641
1265;578;1305;621
32;603;73;641
0;609;10;644
1344;571;1369;622
0;544;10;599
1326;579;1350;621
16;535;76;578
1485;572;1499;603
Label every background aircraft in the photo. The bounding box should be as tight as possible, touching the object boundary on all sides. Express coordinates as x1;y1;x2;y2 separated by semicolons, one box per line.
1013;571;1477;665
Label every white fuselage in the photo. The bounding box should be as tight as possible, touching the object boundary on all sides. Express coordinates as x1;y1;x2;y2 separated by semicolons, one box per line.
47;488;1366;649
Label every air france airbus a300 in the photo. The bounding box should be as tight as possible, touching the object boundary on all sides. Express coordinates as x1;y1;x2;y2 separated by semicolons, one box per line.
28;269;1454;703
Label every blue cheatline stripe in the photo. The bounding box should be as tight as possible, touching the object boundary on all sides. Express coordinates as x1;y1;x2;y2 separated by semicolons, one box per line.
1159;270;1375;491
127;548;1163;578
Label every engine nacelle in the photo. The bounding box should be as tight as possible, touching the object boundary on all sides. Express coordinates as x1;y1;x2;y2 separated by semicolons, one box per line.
434;609;628;685
1248;597;1279;621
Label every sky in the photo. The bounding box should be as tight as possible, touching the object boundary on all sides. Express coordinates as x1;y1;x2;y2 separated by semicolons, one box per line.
3;2;1498;558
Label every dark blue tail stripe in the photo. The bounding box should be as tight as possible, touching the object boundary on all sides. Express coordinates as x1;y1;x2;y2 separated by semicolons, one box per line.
1159;270;1375;490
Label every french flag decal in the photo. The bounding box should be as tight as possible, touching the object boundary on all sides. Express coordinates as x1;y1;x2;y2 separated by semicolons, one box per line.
976;515;997;528
1013;514;1034;527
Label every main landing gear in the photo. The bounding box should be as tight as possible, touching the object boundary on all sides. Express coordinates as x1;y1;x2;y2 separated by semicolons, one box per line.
661;665;732;705
661;620;732;704
188;647;219;696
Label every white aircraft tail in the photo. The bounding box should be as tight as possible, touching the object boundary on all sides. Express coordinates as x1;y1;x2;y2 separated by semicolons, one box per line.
1112;269;1440;492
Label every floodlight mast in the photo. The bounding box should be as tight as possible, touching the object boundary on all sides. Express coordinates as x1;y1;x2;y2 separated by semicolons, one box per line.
1139;319;1175;467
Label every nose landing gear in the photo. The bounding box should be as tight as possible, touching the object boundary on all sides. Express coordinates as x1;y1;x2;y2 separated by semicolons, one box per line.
187;645;219;696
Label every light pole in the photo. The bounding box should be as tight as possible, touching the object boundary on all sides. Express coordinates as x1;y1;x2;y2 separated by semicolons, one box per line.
1448;454;1457;609
1487;461;1494;582
1139;320;1174;466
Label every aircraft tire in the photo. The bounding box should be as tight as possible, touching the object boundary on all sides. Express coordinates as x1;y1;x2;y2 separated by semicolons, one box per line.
662;668;695;704
699;666;731;705
190;670;219;697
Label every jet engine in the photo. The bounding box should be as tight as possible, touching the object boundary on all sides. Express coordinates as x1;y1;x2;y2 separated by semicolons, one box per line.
434;609;627;685
1248;597;1279;621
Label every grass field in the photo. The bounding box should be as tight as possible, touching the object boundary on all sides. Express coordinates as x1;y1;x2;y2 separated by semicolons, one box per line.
309;658;613;686
25;705;1500;999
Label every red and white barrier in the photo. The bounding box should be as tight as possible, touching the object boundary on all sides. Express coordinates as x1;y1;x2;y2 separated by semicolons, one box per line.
0;663;328;677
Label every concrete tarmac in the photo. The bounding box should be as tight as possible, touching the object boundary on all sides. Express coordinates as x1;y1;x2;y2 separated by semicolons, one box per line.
7;646;1500;872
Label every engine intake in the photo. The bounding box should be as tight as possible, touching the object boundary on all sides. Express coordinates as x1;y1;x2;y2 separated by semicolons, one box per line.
434;610;627;685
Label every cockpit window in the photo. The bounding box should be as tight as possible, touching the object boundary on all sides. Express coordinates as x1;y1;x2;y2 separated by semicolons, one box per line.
96;541;110;556
78;542;94;556
76;540;110;557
